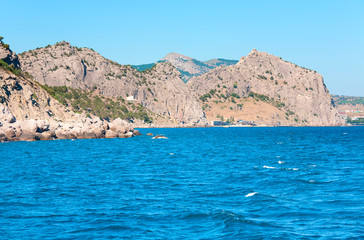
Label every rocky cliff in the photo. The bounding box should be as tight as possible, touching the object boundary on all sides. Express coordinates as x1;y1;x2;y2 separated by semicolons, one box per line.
187;49;343;126
19;42;206;126
0;43;137;142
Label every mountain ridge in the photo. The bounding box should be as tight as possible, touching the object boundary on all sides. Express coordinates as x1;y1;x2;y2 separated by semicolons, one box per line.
1;37;347;130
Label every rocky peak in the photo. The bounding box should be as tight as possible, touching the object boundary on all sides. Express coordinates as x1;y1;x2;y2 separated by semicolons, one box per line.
0;39;21;69
188;50;343;126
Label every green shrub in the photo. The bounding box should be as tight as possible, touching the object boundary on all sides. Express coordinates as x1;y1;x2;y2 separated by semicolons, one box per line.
31;93;38;100
200;93;212;102
258;75;267;80
0;59;22;76
231;93;240;98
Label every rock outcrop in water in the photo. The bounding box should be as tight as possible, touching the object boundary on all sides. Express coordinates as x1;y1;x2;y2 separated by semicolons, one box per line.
187;49;344;126
19;42;207;126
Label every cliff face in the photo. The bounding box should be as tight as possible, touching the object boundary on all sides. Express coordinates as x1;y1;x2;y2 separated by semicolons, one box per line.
0;67;75;123
187;49;343;126
19;42;206;126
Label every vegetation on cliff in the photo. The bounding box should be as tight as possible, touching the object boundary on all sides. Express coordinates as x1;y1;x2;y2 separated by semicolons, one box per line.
39;84;153;123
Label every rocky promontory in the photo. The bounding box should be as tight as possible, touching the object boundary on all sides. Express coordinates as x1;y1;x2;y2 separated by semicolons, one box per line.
0;41;138;142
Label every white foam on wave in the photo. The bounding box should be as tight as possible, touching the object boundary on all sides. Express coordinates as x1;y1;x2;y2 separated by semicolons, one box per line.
245;192;258;197
263;165;276;169
292;168;299;171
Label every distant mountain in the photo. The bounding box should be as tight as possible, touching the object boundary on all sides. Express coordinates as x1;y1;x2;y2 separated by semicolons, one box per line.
133;53;238;82
132;63;155;72
204;58;238;68
332;95;364;112
332;95;364;106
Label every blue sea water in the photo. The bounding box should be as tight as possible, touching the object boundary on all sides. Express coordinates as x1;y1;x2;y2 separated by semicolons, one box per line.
0;127;363;239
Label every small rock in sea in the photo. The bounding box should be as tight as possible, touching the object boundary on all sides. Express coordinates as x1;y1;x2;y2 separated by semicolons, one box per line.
146;133;153;136
153;135;168;139
133;130;142;136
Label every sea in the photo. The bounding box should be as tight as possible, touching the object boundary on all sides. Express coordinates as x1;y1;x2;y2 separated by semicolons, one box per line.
0;127;363;239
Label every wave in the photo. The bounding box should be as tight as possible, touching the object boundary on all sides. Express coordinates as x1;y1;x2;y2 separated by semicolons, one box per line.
245;192;258;197
263;165;276;169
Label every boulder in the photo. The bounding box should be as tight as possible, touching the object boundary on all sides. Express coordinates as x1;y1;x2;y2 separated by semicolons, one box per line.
152;135;168;139
105;130;118;138
108;118;130;133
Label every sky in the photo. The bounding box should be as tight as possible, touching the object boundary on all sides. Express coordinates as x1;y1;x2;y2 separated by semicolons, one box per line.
1;0;363;96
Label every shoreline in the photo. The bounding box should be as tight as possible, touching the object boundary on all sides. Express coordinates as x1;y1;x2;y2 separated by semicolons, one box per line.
0;120;356;143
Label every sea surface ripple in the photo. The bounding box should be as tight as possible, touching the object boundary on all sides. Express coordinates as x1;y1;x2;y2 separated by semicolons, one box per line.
0;127;363;239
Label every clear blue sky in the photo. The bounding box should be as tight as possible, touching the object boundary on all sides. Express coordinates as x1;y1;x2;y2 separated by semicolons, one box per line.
2;0;363;96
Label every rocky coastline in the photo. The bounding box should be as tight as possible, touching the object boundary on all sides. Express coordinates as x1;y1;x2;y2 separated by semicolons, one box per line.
0;117;140;142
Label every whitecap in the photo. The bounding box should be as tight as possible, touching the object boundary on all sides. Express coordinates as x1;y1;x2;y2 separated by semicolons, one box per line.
169;153;174;155
292;168;299;171
263;165;276;169
245;192;258;197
